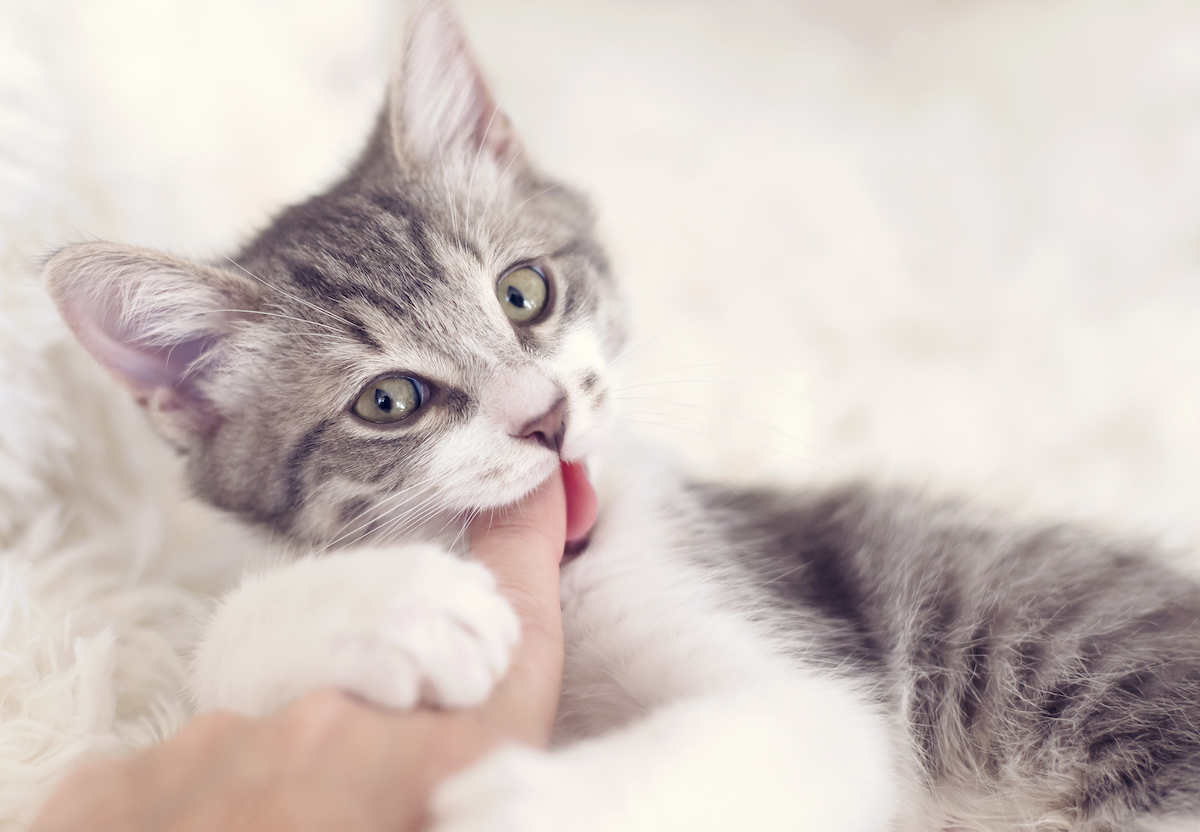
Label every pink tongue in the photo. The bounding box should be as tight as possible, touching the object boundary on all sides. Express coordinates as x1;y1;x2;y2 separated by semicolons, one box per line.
562;461;598;546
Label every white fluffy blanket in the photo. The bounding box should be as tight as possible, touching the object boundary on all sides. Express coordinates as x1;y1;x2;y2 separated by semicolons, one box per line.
4;0;1200;825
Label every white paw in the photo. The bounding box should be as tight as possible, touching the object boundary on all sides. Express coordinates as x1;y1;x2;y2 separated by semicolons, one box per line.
192;544;520;716
325;558;519;709
433;744;584;832
429;690;898;832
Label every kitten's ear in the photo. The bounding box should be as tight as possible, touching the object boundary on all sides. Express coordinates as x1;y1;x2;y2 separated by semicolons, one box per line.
43;243;261;451
389;1;523;170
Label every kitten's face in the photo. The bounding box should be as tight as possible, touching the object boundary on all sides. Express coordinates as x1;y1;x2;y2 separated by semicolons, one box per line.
44;3;625;546
201;162;622;544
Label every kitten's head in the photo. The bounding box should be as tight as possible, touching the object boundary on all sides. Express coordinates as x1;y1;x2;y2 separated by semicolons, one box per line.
44;2;625;546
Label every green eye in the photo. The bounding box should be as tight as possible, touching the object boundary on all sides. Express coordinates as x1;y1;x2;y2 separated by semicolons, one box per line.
353;376;425;424
496;266;548;324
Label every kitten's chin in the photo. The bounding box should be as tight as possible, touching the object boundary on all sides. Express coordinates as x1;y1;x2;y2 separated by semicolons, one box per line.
451;412;612;517
512;452;565;504
456;452;560;515
476;459;597;547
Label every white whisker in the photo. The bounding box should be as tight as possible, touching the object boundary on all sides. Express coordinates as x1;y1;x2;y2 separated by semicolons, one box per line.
435;125;460;240
616;379;812;401
625;360;894;394
479;147;526;229
607;324;688;370
498;185;560;224
615;411;836;471
618;397;844;466
375;498;449;544
319;467;442;552
465;101;501;235
208;308;341;335
219;255;358;331
449;508;479;553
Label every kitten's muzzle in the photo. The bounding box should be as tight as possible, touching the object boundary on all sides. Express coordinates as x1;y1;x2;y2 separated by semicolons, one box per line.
518;398;566;454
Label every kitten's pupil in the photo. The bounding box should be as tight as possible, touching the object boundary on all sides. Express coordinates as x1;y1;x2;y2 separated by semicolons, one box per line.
507;286;526;309
374;388;393;413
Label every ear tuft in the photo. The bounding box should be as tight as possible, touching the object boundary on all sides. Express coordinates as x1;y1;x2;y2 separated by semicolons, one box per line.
391;0;523;169
44;243;261;449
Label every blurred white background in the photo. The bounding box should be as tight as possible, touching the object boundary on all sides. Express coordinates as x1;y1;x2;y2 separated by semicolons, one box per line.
5;0;1200;819
6;0;1200;546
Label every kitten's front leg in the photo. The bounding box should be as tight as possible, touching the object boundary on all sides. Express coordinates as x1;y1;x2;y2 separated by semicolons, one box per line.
431;678;899;832
192;545;519;717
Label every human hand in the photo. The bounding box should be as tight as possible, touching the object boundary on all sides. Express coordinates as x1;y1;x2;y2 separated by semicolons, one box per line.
28;467;573;832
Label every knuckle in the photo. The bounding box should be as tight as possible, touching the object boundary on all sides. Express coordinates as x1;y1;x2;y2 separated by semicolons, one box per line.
285;688;357;726
185;709;250;739
278;689;360;753
35;759;135;827
194;708;251;732
170;709;253;759
57;758;125;793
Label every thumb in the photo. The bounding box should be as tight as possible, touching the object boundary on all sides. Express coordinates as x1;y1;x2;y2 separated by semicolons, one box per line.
467;469;566;746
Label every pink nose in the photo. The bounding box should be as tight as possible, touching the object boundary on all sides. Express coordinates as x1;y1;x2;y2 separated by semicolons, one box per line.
518;398;566;454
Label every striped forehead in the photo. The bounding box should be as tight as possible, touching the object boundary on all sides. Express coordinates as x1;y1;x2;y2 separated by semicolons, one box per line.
242;189;541;365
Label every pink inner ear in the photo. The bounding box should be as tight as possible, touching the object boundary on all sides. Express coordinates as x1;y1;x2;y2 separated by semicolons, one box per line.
44;242;249;443
76;311;210;392
398;1;522;168
69;299;220;436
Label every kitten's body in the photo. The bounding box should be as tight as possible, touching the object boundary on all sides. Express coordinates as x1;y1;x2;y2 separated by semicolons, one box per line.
555;440;1200;831
41;4;1200;831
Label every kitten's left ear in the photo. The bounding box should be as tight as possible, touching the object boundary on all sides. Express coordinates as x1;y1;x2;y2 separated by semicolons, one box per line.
43;243;262;451
389;1;524;172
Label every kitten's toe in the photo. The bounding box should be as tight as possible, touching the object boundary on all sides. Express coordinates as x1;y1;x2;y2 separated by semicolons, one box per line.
328;573;520;709
327;636;423;708
193;546;520;716
433;744;571;832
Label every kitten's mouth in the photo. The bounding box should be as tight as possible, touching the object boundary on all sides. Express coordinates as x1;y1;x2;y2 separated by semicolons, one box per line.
562;461;598;559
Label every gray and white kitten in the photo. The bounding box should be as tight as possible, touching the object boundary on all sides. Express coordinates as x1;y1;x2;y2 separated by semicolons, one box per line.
43;4;1200;831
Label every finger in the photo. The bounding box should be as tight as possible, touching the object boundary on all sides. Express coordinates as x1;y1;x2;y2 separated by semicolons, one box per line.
30;475;572;832
468;468;566;745
469;467;567;566
27;761;133;832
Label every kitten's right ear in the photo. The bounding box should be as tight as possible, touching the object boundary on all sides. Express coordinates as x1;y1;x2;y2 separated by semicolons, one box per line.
43;243;262;451
389;1;524;172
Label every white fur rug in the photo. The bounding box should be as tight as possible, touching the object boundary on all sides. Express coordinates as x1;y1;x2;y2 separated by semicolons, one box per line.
4;0;1200;825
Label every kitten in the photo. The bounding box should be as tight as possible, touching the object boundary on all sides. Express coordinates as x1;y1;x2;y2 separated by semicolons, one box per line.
42;3;1200;830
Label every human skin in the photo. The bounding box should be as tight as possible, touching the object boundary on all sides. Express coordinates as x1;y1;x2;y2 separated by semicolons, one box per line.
28;470;568;832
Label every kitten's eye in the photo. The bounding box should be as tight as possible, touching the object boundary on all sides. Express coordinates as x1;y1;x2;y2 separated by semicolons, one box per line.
496;266;548;324
353;376;425;424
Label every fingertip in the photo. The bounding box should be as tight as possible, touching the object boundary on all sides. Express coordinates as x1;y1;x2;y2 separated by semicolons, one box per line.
468;467;566;548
